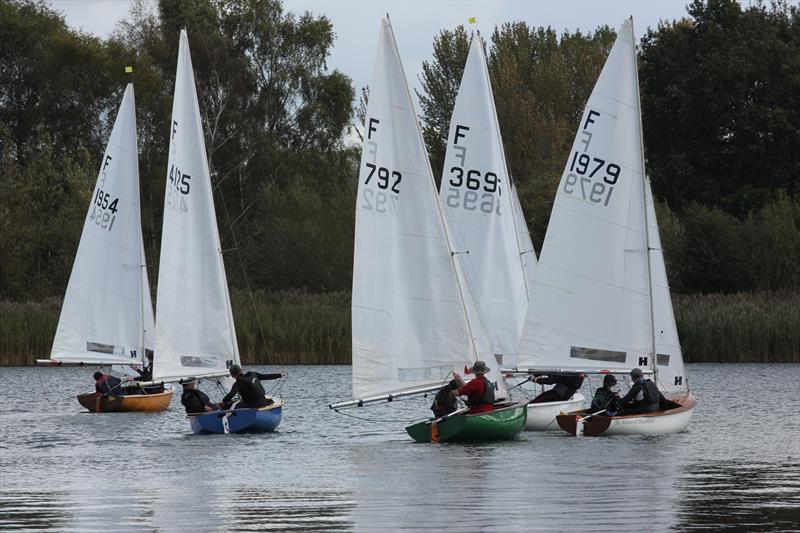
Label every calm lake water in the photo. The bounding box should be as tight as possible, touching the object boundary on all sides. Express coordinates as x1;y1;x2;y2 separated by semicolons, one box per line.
0;363;798;532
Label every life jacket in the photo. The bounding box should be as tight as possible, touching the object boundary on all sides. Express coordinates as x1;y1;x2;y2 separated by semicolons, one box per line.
641;379;661;406
465;376;495;408
431;386;458;418
96;374;122;395
236;372;268;407
591;387;619;412
181;389;210;414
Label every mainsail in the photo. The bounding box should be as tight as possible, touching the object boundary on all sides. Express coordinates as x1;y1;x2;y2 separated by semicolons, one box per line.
518;19;655;374
351;18;488;400
153;30;239;383
50;84;154;366
440;35;532;366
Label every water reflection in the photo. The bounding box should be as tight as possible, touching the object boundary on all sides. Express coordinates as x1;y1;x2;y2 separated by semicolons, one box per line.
676;460;800;531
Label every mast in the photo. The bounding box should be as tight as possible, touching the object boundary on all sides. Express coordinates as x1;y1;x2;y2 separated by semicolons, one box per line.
630;17;658;382
386;15;480;362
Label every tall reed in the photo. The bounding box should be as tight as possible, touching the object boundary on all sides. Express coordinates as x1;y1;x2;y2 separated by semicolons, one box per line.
0;290;797;365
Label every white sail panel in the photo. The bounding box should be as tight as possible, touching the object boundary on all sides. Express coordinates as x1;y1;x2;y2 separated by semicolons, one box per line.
51;84;153;365
518;19;653;372
154;30;239;382
352;18;477;399
646;180;688;394
510;183;537;301
440;36;529;365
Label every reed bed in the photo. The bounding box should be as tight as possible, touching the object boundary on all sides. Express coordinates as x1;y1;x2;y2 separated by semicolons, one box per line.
673;290;799;363
0;289;797;365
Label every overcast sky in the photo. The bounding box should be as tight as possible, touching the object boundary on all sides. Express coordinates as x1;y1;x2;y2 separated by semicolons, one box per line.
49;0;697;97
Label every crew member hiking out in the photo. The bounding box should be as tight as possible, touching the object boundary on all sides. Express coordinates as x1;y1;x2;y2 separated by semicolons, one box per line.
452;361;495;414
529;372;584;404
220;364;286;409
618;368;665;415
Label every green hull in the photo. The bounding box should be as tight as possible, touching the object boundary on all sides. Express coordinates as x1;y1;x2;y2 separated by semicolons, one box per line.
405;402;528;443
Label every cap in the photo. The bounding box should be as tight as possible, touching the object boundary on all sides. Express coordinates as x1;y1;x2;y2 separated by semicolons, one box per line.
229;363;242;377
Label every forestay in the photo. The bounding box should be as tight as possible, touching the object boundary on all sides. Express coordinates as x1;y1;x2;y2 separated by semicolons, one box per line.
517;19;654;374
51;84;154;365
352;18;483;400
440;35;532;366
154;30;239;383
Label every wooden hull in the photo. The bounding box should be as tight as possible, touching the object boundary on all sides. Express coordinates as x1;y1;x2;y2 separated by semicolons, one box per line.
556;393;697;436
405;401;527;443
77;389;174;413
524;393;585;431
188;403;283;434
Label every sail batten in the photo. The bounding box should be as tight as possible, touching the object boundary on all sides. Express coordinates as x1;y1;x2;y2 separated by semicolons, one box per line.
50;84;153;366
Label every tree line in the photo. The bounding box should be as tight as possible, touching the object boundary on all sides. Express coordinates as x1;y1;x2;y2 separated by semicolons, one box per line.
1;0;798;306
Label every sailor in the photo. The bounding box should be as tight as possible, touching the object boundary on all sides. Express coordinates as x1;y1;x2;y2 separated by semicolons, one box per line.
93;371;124;396
430;379;459;418
129;351;164;394
590;374;621;415
529;372;584;403
220;364;286;409
180;380;218;414
618;368;665;415
452;361;495;414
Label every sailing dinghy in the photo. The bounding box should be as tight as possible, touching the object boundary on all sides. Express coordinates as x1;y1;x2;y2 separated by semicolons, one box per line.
440;33;585;431
328;17;527;443
139;30;282;434
509;18;695;436
38;84;172;413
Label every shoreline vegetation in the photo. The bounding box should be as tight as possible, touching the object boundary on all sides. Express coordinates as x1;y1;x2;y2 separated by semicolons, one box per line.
1;289;797;367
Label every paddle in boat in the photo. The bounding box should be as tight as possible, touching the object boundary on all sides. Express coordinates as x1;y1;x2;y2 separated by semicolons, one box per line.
507;18;696;437
134;30;283;434
37;83;173;413
328;17;526;443
439;29;586;431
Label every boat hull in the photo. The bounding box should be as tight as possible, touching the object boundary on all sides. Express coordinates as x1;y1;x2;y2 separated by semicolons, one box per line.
556;394;696;436
524;393;585;431
189;403;283;434
77;389;174;413
405;401;527;443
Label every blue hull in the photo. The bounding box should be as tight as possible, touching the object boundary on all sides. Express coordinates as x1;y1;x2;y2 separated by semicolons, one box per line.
189;404;282;434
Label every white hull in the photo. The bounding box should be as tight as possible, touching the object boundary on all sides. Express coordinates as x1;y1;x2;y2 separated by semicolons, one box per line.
599;402;695;436
525;393;585;431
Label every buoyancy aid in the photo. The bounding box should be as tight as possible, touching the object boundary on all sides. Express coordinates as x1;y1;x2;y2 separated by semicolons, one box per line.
465;376;495;407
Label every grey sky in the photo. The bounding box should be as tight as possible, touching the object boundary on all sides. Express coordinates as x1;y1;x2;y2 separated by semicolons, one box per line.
49;0;694;97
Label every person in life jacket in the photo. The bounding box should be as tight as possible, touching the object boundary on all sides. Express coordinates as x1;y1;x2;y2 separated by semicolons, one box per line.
452;361;495;414
590;374;621;415
529;372;584;404
220;364;285;409
93;371;124;396
431;379;459;418
618;368;666;415
180;380;218;414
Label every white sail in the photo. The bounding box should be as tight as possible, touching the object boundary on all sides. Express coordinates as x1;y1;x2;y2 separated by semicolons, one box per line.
440;35;530;367
153;30;239;383
51;84;153;366
646;180;688;394
518;19;654;373
351;18;481;399
510;183;537;301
